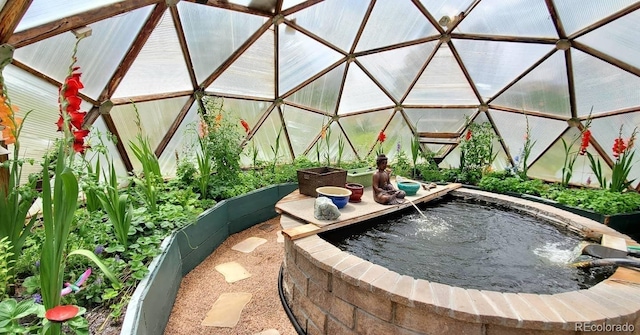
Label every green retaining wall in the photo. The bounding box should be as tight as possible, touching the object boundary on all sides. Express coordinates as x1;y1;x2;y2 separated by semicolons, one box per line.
120;182;298;335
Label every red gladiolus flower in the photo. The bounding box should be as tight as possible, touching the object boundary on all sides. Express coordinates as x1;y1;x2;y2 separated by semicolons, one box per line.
64;73;84;97
579;129;591;155
240;119;249;133
465;130;472;141
65;96;82;113
613;137;626;159
377;131;386;143
72;129;90;154
45;305;79;322
68;110;86;130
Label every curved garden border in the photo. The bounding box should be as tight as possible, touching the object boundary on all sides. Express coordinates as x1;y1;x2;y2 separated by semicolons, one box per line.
119;182;298;335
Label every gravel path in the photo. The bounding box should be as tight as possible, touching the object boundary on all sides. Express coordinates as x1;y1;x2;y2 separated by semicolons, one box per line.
164;216;296;335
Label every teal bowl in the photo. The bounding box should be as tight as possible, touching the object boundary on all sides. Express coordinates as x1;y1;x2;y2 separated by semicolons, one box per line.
397;181;420;196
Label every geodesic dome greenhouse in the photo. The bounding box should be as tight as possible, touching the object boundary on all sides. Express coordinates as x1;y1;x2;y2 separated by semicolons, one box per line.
1;0;640;187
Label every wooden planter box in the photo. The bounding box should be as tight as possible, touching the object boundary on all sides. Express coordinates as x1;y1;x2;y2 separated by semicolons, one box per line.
297;167;347;197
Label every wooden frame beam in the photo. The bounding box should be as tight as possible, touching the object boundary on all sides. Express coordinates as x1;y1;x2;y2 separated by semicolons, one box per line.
0;0;33;44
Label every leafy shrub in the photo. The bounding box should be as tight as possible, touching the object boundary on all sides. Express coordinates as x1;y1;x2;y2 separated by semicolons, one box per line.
0;236;14;299
544;189;640;215
479;173;547;196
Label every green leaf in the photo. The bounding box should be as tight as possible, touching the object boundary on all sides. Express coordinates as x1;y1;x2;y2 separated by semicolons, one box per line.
68;249;120;286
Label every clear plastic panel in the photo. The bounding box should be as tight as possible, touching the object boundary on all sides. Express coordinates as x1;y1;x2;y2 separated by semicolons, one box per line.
112;10;192;99
16;0;125;31
489;110;567;169
337;63;395;115
226;0;277;12
109;97;189;172
453;39;554;100
554;0;636;36
404;44;478;105
178;2;267;85
356;0;438;52
339;109;394;158
455;0;557;37
87;117;129;181
282;0;307;11
223;98;272;133
380;112;413;163
577;10;640;70
287;0;369;52
285;63;345;113
207;30;275;99
528;128;611;186
244;109;292;165
419;0;475;31
278;24;344;95
307;121;358;165
491;52;570;117
357;42;437;101
404;108;472;132
282;105;331;158
572;49;640;116
158;101;200;177
14;6;152;100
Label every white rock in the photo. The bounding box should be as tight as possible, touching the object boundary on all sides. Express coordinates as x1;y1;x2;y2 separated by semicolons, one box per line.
314;196;341;220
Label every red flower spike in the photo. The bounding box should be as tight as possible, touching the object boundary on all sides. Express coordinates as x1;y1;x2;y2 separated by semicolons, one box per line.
613;138;626;159
56;116;65;132
579;129;591;155
377;131;386;143
45;305;79;322
465;130;472;141
240;119;249;133
68;110;86;129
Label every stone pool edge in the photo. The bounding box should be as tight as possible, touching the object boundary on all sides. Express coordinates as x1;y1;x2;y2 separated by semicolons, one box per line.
280;188;640;334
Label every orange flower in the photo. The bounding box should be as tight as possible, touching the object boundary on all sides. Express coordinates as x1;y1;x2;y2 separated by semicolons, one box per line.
240;119;249;133
0;97;21;145
465;129;472;141
215;113;222;125
320;127;326;139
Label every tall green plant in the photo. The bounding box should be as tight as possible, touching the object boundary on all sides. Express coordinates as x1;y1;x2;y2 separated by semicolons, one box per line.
271;126;283;173
0;236;14;299
0;68;38;291
97;160;132;248
38;37;119;335
411;131;421;178
459;119;496;175
129;106;162;212
520;115;536;178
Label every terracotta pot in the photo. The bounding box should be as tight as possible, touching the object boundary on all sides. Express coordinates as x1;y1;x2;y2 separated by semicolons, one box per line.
345;183;364;203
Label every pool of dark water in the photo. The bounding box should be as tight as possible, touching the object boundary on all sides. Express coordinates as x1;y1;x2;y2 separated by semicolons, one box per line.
321;197;614;294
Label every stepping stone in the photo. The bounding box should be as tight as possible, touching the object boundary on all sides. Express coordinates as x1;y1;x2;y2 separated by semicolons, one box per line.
201;292;252;327
277;231;284;243
214;261;251;283
232;237;267;253
254;329;280;335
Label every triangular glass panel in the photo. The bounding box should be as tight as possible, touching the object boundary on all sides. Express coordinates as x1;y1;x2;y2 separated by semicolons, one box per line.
287;0;369;52
380;112;414;163
278;24;344;95
178;2;267;85
455;0;557;38
15;6;152;100
158;99;199;176
404;44;478;105
491;52;570;118
358;42;437;101
528;127;610;186
419;0;475;32
244;109;292;165
356;0;438;52
305;121;357;165
281;105;331;158
16;0;123;31
110;97;189;172
207;30;275;99
572;49;640;117
404;108;473;132
554;0;636;36
221;98;273;137
489;109;567;170
589;112;640;188
576;10;640;70
285;63;345;113
338;63;395;115
113;10;192;99
339;109;394;158
425;144;446;157
453;39;554;100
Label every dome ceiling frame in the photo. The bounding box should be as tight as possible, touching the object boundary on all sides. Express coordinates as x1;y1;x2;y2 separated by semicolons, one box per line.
1;0;640;188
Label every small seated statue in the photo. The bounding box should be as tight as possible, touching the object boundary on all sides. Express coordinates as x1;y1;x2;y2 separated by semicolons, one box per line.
372;154;406;205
